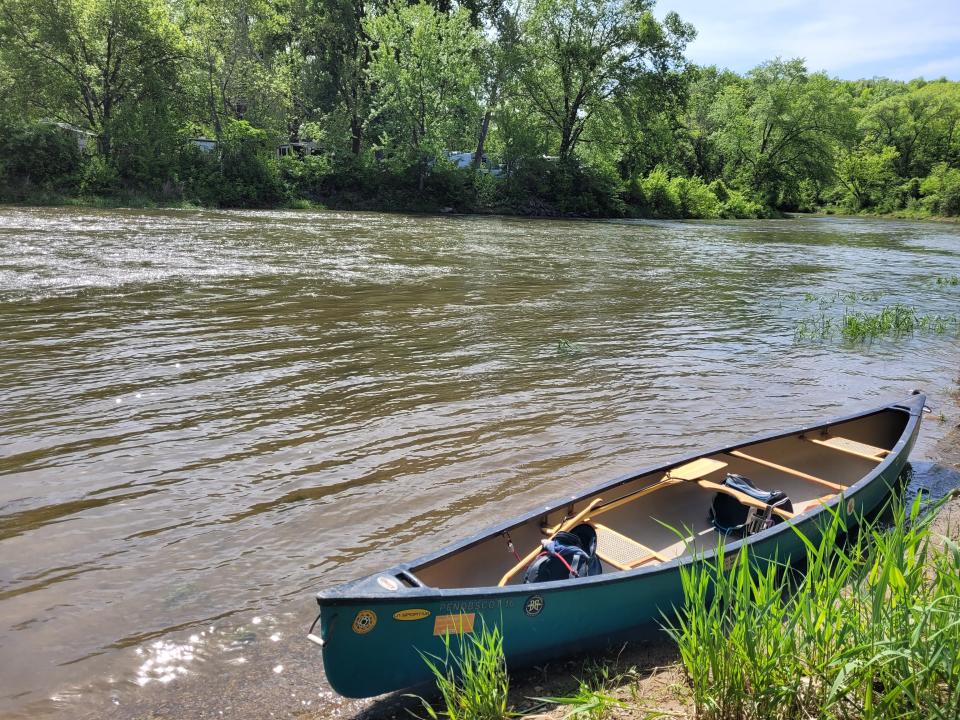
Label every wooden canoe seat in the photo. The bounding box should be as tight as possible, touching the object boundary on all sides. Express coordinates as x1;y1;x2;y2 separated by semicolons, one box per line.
807;435;889;462
666;458;728;481
592;523;667;571
794;493;837;514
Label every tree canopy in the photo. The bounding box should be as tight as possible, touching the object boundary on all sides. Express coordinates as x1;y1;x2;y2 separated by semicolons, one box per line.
1;0;959;219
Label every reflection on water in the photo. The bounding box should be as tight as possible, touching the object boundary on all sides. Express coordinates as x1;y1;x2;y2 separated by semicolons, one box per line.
0;207;959;718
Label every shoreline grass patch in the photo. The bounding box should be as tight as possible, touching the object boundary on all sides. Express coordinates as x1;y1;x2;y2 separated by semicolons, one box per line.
664;498;960;720
412;621;510;720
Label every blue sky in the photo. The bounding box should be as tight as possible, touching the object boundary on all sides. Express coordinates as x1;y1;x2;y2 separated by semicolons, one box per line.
657;0;960;80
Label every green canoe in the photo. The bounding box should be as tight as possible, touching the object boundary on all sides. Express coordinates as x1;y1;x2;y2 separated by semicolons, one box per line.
311;394;925;698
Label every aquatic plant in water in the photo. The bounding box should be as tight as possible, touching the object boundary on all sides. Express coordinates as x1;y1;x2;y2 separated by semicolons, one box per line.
803;290;885;306
557;339;584;355
795;303;958;342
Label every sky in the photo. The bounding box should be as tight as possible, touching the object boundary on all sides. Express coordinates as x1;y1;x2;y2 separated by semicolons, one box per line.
657;0;960;80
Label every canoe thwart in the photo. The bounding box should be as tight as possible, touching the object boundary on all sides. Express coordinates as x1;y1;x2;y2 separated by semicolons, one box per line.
726;450;846;491
807;435;888;462
584;458;730;521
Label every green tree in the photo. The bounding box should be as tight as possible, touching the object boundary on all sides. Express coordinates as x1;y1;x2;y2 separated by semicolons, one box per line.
295;0;371;156
680;65;740;180
712;58;854;207
860;81;960;178
364;2;483;181
0;0;187;159
834;144;899;210
184;0;293;139
515;0;693;162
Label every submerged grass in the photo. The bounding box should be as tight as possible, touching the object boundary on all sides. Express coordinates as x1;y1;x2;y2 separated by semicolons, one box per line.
664;497;960;720
795;303;958;342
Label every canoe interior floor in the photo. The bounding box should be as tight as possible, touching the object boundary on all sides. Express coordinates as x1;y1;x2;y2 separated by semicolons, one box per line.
410;408;908;589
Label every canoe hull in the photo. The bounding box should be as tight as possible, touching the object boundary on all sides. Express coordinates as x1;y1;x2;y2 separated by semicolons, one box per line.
315;396;923;698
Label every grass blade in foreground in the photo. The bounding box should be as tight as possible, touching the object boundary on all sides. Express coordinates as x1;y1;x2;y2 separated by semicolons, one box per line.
665;496;960;720
411;621;510;720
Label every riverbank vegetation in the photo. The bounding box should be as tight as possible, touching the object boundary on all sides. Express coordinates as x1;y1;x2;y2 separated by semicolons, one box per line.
0;0;958;218
412;497;960;720
667;498;960;720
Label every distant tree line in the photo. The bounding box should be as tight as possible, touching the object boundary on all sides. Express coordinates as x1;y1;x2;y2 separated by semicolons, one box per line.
0;0;958;218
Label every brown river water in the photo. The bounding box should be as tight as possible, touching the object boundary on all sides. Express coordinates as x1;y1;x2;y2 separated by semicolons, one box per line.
1;207;959;719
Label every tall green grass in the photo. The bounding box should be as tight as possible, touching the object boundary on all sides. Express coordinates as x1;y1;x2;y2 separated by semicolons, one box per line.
665;498;960;720
413;621;510;720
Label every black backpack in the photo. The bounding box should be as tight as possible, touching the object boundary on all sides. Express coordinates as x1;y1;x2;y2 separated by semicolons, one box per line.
710;473;793;537
523;524;603;583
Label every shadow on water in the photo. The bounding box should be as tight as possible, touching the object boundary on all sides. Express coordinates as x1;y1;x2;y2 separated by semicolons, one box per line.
903;460;960;505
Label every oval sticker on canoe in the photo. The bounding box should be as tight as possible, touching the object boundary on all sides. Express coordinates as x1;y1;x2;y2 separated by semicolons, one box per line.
393;608;431;621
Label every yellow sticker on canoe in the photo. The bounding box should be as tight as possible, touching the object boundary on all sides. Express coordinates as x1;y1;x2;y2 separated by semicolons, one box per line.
433;612;475;636
394;608;431;621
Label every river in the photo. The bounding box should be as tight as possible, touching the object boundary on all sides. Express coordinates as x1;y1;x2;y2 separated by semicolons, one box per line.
1;207;958;719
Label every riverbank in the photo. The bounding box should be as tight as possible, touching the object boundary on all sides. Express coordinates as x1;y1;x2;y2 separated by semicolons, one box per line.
0;166;768;219
6;191;960;225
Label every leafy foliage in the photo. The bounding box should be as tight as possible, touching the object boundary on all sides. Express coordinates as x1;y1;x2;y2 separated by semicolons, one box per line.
413;622;510;720
0;0;958;217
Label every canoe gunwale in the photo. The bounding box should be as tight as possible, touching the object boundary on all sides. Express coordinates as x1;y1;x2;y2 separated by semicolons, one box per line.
316;394;925;606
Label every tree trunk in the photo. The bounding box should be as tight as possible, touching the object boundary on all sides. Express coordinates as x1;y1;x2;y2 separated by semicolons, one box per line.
474;81;498;168
351;113;362;155
558;127;573;162
474;109;492;168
